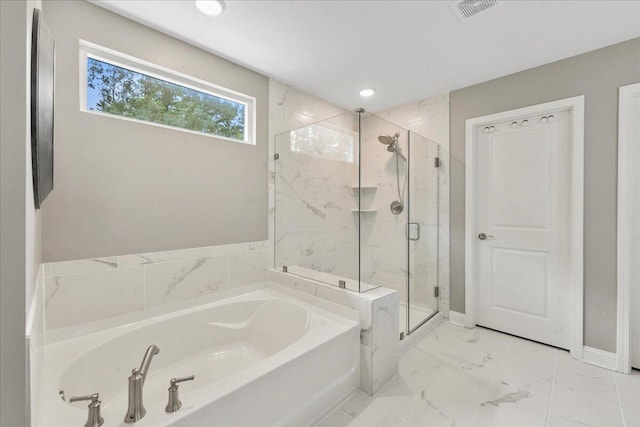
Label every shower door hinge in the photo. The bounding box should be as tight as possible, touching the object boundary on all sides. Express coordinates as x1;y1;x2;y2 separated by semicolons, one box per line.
434;286;440;298
274;153;280;160
434;157;441;168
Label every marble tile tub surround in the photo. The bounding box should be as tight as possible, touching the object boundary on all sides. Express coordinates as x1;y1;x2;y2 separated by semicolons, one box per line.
269;269;399;396
43;241;271;331
317;322;638;427
26;265;45;427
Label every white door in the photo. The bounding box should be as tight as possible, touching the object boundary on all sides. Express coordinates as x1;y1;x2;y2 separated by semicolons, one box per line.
474;110;572;349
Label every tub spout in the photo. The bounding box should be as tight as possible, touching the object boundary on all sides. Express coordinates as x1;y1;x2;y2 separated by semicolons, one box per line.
124;345;159;423
139;344;159;385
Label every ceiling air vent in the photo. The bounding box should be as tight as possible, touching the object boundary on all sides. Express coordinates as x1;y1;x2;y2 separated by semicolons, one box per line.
451;0;499;20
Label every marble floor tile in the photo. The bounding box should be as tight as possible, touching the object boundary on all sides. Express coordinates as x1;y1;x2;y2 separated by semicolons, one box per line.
470;379;550;427
617;390;640;427
341;377;417;427
491;339;559;398
316;322;627;427
413;321;471;361
548;385;623;427
613;368;640;397
401;371;486;427
447;328;513;390
316;409;366;427
554;351;618;406
398;346;443;393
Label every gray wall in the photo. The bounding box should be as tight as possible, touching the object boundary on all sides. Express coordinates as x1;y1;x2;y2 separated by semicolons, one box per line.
1;1;42;425
42;0;269;262
450;37;640;352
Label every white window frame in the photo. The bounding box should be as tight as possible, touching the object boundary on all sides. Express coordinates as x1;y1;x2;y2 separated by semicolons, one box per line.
79;40;256;145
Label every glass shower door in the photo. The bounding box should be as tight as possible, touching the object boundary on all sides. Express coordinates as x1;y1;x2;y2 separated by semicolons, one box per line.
407;132;440;333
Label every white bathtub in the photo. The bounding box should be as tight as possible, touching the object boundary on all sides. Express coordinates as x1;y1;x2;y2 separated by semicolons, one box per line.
41;286;359;427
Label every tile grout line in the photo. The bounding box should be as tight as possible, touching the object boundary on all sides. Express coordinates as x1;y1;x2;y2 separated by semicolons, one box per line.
544;351;559;427
612;372;627;427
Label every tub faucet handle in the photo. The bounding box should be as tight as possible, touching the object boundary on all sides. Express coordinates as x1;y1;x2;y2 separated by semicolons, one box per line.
69;393;104;427
165;375;195;413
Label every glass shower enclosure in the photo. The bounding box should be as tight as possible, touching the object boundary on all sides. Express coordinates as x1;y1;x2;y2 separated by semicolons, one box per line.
274;110;448;338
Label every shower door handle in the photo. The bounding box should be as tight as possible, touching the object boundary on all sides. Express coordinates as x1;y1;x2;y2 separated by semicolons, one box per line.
408;222;420;241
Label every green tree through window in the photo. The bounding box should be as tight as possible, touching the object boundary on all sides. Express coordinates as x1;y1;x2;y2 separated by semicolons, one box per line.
87;57;246;140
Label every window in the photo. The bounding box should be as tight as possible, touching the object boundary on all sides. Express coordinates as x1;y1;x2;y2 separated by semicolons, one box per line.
80;41;256;144
290;124;355;163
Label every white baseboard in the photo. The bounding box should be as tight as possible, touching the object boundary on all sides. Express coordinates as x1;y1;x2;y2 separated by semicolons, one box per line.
449;311;467;327
582;346;617;371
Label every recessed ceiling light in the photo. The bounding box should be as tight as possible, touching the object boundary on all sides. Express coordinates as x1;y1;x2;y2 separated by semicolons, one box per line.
195;0;225;16
359;88;376;97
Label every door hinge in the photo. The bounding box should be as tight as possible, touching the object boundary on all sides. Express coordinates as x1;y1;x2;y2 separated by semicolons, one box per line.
274;153;280;160
434;157;440;168
399;331;405;340
434;286;440;298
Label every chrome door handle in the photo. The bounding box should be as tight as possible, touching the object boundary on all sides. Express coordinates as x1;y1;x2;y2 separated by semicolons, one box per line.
478;233;494;240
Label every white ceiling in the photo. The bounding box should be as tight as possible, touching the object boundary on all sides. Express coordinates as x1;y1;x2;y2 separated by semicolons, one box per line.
90;0;640;111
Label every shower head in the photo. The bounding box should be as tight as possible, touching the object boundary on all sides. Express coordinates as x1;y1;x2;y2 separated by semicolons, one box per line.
378;133;400;145
378;132;406;160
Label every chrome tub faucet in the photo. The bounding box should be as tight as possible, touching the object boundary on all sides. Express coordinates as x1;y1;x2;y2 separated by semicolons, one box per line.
124;345;160;423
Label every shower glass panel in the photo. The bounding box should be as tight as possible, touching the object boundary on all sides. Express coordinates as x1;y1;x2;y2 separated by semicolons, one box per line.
407;131;441;333
273;109;447;337
273;112;371;292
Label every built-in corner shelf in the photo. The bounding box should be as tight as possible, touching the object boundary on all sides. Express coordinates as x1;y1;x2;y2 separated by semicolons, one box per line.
352;209;377;213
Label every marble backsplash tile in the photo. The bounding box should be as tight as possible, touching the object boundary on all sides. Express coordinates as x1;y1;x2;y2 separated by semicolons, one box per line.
45;266;145;330
43;241;271;331
47;256;118;277
119;246;212;268
144;256;230;308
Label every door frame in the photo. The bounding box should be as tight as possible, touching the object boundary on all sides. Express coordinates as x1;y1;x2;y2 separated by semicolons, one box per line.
464;96;585;359
616;82;640;373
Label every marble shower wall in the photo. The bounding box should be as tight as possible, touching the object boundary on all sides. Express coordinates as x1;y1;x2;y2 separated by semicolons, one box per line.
367;94;451;318
269;81;361;279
